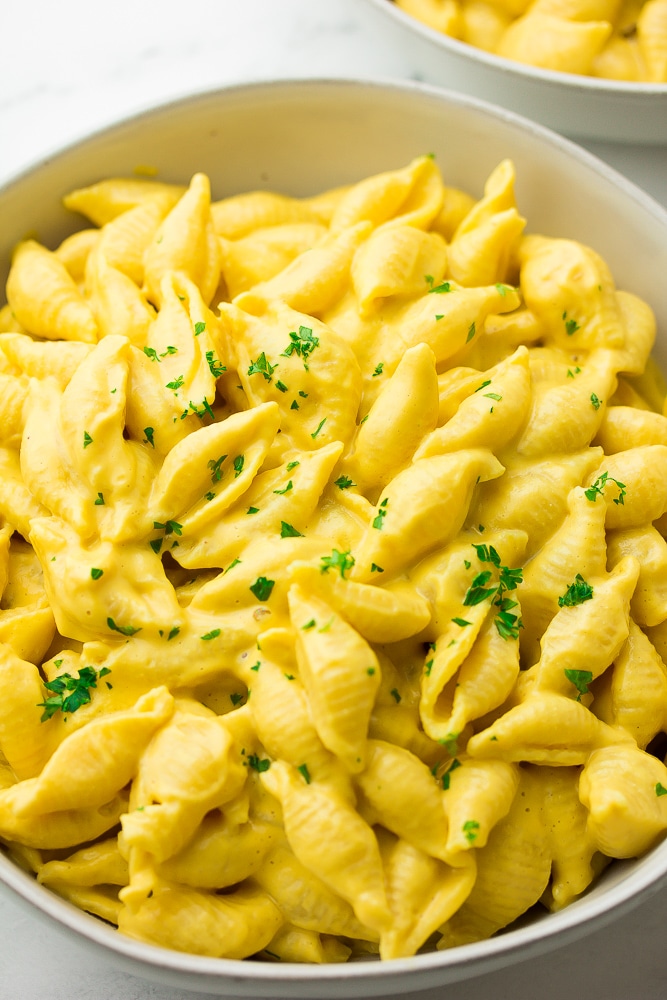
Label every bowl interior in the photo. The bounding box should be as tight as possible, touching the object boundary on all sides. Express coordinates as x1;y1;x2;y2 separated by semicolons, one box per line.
1;78;667;996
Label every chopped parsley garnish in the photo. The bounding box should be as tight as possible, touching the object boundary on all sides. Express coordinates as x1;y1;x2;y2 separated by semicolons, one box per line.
233;455;245;478
320;548;355;579
250;661;261;671
452;617;471;627
205;491;215;501
440;757;462;791
250;576;275;602
590;393;602;410
390;688;401;703
297;763;311;784
564;668;593;700
201;629;221;641
37;665;111;721
558;574;594;608
367;667;375;676
280;521;303;538
463;819;480;844
334;475;355;490
246;506;259;515
286;460;300;472
424;657;433;676
274;480;293;495
161;346;178;356
475;380;492;393
208;454;228;482
149;539;163;554
225;558;241;573
311;418;326;439
299;390;309;399
247;754;271;773
372;362;384;377
275;380;289;393
370;563;384;573
94;492;105;505
153;519;182;537
143;346;160;362
206;350;226;377
484;392;502;402
194;321;206;336
143;427;155;448
166;375;184;392
584;471;626;506
563;312;580;336
495;283;511;296
372;497;389;530
90;568;104;580
429;281;452;294
167;627;180;641
83;431;93;448
466;322;476;343
230;693;244;706
567;366;582;379
656;783;667;797
463;544;523;640
281;325;320;368
248;352;277;382
301;619;316;631
290;400;299;410
107;617;141;636
440;733;459;756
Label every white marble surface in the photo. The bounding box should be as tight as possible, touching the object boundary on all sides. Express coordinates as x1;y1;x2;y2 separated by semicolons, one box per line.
1;1;667;997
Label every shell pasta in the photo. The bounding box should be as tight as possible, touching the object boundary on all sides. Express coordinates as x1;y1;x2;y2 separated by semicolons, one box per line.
1;156;667;963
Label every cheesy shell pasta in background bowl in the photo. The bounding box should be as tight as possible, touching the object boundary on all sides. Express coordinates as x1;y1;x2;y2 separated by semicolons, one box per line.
361;0;667;143
2;78;667;996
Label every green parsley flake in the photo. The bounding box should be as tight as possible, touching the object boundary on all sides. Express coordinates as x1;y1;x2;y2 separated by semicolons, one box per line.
474;380;492;393
275;380;289;393
585;471;626;506
194;321;206;336
590;393;602;410
230;693;244;706
107;617;141;636
225;558;241;573
281;325;320;368
246;506;259;515
248;352;277;381
250;576;275;602
656;783;667;797
280;521;303;538
90;568;104;580
301;619;316;631
247;754;271;773
563;312;580;336
567;366;582;378
429;281;452;294
250;661;261;671
166;375;185;392
206;350;226;377
94;492;105;505
370;563;384;573
320;548;355;579
297;763;311;784
372;497;389;530
311;418;327;439
452;617;471;627
334;475;355;490
208;454;227;482
233;455;245;478
390;688;401;704
290;400;299;410
167;627;180;641
564;668;593;700
463;819;480;844
201;629;221;641
37;665;111;722
466;322;476;343
441;733;459;756
274;480;293;495
372;362;385;377
558;574;594;608
161;346;178;356
286;460;300;472
83;431;93;448
441;758;462;791
205;491;216;501
143;346;160;362
143;427;155;448
298;391;309;399
484;392;502;402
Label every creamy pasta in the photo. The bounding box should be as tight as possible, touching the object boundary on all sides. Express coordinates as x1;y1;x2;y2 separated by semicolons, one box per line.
0;156;667;962
395;0;667;82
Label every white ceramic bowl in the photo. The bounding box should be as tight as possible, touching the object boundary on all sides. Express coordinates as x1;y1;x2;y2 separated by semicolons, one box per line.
361;0;667;144
2;78;667;997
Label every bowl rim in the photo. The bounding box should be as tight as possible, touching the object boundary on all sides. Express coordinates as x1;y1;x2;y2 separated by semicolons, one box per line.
363;0;667;94
2;75;667;990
